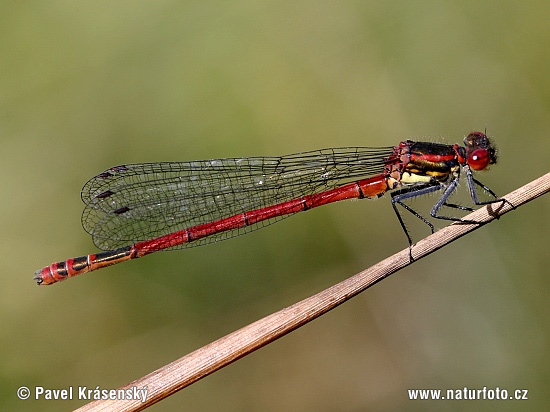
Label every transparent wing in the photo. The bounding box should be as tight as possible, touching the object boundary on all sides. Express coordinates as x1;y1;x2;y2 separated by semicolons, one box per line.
81;146;395;250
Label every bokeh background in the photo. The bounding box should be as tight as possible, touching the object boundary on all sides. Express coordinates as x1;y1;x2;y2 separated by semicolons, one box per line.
1;1;549;411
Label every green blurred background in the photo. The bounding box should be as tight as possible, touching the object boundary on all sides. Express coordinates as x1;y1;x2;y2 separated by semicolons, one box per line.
1;1;549;411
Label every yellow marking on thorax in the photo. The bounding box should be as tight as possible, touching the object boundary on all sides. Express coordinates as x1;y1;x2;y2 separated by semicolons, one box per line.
400;172;433;184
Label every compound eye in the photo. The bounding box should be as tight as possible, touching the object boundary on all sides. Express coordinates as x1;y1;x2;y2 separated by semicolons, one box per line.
468;148;491;170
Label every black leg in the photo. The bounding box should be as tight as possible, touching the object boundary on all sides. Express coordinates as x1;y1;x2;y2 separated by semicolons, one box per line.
463;165;514;215
391;182;443;260
389;166;509;260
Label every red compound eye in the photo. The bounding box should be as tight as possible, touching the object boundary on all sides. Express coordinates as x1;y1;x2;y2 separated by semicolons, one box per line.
468;148;491;170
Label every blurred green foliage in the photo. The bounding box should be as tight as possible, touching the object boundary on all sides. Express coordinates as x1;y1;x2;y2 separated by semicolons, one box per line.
1;1;548;411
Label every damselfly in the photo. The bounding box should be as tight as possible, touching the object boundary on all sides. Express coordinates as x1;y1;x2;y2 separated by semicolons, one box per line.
35;131;503;285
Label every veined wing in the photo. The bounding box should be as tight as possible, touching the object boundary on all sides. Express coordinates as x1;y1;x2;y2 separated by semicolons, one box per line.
81;146;395;250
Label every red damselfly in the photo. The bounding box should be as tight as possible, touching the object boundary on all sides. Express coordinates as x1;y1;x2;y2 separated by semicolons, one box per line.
35;131;504;285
